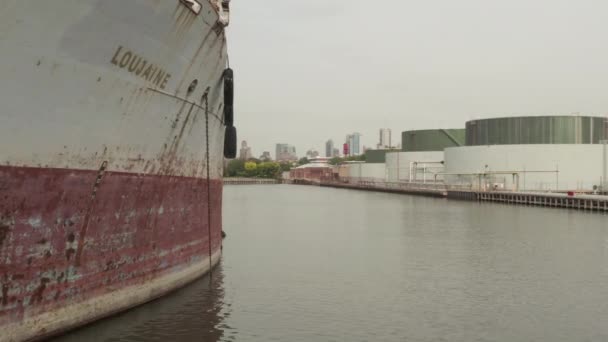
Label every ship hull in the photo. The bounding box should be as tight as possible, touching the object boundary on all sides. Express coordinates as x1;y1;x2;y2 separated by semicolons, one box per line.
0;1;228;340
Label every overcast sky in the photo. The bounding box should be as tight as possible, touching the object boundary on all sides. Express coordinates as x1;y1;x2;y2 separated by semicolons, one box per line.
228;0;608;158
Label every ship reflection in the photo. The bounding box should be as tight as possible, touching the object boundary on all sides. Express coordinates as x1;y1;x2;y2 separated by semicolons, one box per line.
51;262;231;342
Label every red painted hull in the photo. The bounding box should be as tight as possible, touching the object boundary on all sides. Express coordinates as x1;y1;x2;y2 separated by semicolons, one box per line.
0;166;223;339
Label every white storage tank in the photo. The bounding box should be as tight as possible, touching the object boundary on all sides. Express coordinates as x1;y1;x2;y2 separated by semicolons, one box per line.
444;144;605;192
386;151;445;182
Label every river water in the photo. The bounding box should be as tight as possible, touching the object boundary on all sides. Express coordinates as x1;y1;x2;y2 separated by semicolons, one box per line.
53;185;608;342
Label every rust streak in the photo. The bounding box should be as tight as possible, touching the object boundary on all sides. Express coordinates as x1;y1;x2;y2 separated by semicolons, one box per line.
74;161;108;267
1;283;8;306
0;224;8;246
31;278;50;305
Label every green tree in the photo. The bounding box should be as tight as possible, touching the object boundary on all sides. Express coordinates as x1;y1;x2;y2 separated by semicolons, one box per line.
329;157;344;165
256;162;281;179
225;159;245;177
244;161;258;177
279;162;292;172
298;157;309;166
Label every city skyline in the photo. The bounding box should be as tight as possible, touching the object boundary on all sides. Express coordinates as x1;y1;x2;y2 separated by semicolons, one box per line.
229;0;608;159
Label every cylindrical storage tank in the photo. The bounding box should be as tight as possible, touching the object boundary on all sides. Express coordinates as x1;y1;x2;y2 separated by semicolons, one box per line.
386;151;445;182
466;116;608;146
359;163;386;181
338;164;350;179
402;129;465;152
349;163;363;179
444;145;605;191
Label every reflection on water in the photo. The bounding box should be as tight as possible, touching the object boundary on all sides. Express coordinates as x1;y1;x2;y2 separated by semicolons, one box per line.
51;264;233;342
54;185;608;341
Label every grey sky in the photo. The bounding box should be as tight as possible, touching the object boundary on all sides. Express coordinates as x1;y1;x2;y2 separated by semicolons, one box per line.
228;0;608;158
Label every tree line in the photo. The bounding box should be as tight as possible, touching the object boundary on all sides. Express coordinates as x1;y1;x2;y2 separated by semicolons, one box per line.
224;159;292;179
224;154;366;178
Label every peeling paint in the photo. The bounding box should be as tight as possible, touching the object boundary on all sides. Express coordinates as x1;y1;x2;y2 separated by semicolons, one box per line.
0;0;228;340
28;217;42;229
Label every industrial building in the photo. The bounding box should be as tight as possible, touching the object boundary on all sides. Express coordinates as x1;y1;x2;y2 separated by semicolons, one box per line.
386;129;465;182
291;115;608;194
445;116;608;192
337;161;385;182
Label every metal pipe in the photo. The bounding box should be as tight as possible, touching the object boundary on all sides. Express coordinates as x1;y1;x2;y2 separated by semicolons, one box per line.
602;140;608;193
423;166;426;184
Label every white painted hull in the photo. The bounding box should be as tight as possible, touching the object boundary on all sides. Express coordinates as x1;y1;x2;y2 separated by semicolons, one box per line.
0;1;230;340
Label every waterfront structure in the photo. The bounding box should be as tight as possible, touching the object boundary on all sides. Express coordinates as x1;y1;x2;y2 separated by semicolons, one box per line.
289;158;334;183
0;1;233;340
339;162;386;182
387;129;464;182
239;140;253;160
365;149;398;164
377;128;392;149
445;115;608;191
325;139;334;157
401;129;465;152
465;115;608;146
276;143;297;162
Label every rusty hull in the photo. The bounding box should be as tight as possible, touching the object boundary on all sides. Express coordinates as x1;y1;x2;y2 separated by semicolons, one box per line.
0;0;229;340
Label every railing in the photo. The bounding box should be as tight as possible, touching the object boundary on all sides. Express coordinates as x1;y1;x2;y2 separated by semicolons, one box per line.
223;177;279;185
320;177;447;194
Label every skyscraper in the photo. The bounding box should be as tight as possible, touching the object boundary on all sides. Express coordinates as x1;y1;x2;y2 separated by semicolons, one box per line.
260;151;272;161
306;149;319;159
346;132;361;155
239;140;252;160
275;143;298;162
378;128;392;149
325;139;334;157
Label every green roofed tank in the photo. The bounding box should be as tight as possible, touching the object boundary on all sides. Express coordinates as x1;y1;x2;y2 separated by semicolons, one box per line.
402;129;465;152
364;149;399;163
466;115;608;146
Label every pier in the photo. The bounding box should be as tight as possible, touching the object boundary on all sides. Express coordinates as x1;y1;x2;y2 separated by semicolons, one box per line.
289;178;608;213
223;178;280;185
450;190;608;212
319;179;446;197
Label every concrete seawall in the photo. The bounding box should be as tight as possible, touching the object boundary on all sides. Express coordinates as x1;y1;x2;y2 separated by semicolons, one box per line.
293;179;608;213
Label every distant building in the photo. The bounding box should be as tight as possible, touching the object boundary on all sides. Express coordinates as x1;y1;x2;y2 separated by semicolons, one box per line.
239;140;252;160
276;143;298;162
332;148;340;157
325;139;334;157
343;142;349;156
345;133;361;156
289;157;335;183
260;151;272;161
352;133;361;155
377;128;392;149
306;149;319;159
345;135;352;156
